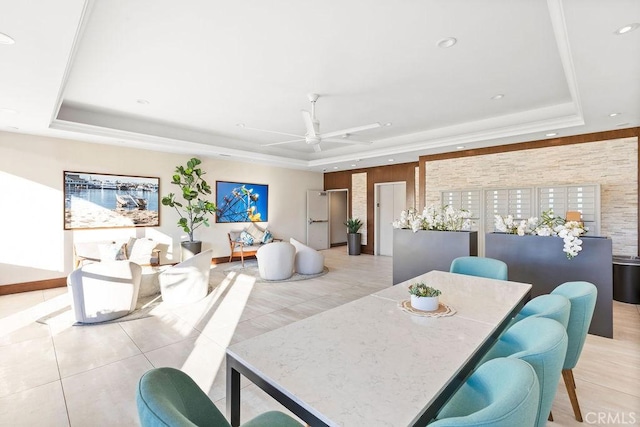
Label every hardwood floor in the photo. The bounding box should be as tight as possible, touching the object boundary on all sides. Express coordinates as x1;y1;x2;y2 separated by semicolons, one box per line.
0;247;638;426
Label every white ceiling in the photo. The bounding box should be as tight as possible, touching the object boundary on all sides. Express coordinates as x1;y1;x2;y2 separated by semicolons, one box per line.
1;0;638;172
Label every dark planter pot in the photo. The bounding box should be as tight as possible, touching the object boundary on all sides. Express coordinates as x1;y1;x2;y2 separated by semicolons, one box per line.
392;229;478;285
181;241;202;261
485;232;613;338
347;233;362;255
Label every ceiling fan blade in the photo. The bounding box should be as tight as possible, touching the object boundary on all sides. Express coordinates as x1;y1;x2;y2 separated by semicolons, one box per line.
239;125;305;139
312;144;322;153
322;138;373;145
262;138;305;147
301;110;317;137
320;122;381;139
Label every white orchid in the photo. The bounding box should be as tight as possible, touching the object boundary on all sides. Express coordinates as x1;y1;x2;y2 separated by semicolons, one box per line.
393;205;472;232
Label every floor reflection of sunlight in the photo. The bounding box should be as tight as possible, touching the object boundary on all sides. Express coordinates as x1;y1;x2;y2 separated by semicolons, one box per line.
0;293;72;337
180;271;256;394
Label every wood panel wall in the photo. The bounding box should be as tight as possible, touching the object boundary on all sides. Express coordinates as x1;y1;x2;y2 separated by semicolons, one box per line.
324;162;419;255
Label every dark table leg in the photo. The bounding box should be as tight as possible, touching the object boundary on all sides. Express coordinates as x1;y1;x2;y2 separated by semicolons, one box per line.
227;355;241;427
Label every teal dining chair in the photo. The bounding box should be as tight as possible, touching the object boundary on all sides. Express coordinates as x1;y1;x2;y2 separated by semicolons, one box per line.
481;317;568;427
514;294;571;328
136;367;302;427
429;357;539;427
449;256;508;280
551;281;598;422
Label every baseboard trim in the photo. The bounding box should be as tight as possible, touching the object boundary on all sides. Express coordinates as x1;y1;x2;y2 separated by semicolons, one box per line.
211;255;257;265
0;277;67;296
330;242;347;247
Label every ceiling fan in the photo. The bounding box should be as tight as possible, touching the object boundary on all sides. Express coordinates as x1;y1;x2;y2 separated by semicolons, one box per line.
238;94;382;152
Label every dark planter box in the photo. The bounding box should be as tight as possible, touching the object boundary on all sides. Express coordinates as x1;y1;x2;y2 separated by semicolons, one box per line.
393;229;478;285
485;233;613;338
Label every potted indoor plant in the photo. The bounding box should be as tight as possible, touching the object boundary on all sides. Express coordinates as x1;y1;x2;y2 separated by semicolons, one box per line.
161;157;217;260
408;282;441;311
345;217;363;255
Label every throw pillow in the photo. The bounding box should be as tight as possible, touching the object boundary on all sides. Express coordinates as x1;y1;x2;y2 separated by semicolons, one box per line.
99;243;126;261
245;223;265;242
240;230;254;245
128;238;158;264
262;230;273;244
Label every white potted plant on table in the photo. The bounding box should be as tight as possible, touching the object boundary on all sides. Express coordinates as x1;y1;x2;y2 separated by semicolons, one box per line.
408;282;442;311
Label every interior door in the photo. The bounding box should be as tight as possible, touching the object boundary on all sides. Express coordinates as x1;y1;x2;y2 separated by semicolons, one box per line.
307;190;329;250
377;182;406;256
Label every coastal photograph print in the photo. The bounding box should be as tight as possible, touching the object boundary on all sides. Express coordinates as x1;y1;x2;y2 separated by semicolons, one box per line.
64;171;160;229
216;181;269;223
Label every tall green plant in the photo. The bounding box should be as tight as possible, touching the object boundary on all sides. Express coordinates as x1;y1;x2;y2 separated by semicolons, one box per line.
161;158;217;242
344;217;363;234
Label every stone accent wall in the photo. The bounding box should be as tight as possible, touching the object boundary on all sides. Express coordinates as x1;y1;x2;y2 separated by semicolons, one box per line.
425;137;637;255
352;172;368;245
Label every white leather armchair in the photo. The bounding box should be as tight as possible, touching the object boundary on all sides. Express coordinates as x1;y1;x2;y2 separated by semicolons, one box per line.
159;249;212;306
67;261;142;323
256;242;296;280
290;238;325;275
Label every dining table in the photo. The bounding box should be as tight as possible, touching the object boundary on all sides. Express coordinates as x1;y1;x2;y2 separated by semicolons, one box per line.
226;270;532;426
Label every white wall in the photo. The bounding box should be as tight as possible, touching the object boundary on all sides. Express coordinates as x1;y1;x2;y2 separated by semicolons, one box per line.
0;132;322;286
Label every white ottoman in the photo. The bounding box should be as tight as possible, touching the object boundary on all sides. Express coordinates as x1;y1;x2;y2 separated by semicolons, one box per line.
290;238;325;275
256;242;296;281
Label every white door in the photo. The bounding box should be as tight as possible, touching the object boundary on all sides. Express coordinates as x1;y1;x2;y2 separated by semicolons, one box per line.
307;190;329;250
376;182;406;256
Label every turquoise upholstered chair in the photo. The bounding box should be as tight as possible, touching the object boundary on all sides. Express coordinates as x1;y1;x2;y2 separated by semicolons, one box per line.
481;317;567;427
137;367;301;427
551;281;598;422
514;294;571;328
449;257;508;281
429;358;539;427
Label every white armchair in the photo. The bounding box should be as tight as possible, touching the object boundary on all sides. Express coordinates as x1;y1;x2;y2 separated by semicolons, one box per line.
67;261;142;323
159;249;212;306
256;242;296;281
290;238;325;275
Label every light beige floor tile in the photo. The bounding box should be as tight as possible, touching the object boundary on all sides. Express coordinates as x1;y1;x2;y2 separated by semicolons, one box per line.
0;380;69;427
62;354;152;427
118;312;200;353
53;322;141;378
43;287;69;301
144;335;230;402
0;336;59;398
0;290;44;318
0;320;51;347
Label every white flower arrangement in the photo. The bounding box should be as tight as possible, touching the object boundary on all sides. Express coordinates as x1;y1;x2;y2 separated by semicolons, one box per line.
494;210;588;259
393;205;472;232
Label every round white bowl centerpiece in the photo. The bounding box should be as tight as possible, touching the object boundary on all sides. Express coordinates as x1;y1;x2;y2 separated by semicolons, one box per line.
408;282;442;311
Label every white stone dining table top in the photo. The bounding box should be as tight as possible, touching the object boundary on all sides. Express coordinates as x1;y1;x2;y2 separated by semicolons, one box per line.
227;270;531;426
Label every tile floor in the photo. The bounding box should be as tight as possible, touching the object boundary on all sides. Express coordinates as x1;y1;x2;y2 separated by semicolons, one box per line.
0;247;638;426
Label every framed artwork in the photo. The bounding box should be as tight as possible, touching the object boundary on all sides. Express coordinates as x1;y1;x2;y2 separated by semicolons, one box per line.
216;181;269;223
64;171;160;230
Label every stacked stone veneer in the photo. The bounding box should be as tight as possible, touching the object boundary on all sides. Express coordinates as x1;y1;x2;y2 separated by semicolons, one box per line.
425;137;638;255
352;172;368;245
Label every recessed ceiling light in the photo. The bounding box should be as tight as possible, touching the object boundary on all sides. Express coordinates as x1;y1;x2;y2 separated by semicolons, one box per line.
0;108;17;114
388;158;394;162
136;99;150;105
437;37;457;48
351;164;356;167
322;168;327;172
236;123;245;127
616;122;631;127
614;23;640;35
491;94;504;100
384;122;392;127
0;32;15;45
608;112;621;117
546;132;558;137
333;166;338;170
456;146;465;150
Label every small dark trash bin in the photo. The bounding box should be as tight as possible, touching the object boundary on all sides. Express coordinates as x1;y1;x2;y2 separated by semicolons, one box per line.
612;255;640;304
